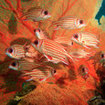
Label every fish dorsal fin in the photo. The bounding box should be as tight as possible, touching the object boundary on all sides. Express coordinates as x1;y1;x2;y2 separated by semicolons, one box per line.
27;7;41;12
58;16;75;20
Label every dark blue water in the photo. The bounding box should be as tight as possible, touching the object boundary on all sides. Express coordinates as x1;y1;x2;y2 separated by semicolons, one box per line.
95;0;105;25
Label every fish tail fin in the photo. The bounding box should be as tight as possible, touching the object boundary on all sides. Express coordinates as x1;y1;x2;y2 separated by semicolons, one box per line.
66;53;75;63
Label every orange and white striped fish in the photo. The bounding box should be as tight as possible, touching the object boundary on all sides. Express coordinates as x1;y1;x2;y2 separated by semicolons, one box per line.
53;16;86;30
70;49;91;59
71;32;100;49
34;28;49;39
9;60;41;71
5;44;26;59
21;68;56;82
54;36;73;46
22;7;51;22
31;39;73;65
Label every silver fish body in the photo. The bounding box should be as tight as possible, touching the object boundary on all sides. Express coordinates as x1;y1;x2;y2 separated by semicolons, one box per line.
5;44;26;59
22;8;51;21
9;60;41;71
71;32;99;49
53;16;86;30
32;39;73;65
22;67;56;82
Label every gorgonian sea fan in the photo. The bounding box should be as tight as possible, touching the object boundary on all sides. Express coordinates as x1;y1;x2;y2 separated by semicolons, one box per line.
0;0;105;105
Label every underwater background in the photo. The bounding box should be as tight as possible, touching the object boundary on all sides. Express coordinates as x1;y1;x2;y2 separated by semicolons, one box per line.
0;0;105;105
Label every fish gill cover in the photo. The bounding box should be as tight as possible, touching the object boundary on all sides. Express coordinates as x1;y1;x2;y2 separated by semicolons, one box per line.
0;0;105;105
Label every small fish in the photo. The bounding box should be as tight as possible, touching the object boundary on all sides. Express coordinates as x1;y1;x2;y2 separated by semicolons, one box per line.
54;37;73;46
31;39;73;65
22;7;51;22
71;32;99;49
70;49;91;58
34;28;49;39
5;44;26;59
9;60;41;71
21;68;56;82
53;16;86;30
78;65;89;80
89;51;105;67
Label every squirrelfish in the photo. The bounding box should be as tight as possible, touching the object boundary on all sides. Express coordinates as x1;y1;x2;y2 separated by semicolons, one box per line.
21;68;56;82
71;32;99;49
78;65;89;80
31;39;73;65
5;44;26;59
70;49;91;58
54;36;73;46
89;51;105;67
53;16;86;30
9;60;41;71
34;28;48;39
22;7;51;21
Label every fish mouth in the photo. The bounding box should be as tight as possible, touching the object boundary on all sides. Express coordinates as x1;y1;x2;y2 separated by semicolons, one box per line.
9;66;17;70
5;52;12;58
47;15;51;18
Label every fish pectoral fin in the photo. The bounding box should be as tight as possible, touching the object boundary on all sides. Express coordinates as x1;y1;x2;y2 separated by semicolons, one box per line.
44;54;53;61
83;45;91;49
54;26;60;30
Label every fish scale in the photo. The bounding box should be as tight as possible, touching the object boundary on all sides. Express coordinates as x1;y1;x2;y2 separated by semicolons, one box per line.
9;60;41;71
43;48;66;60
22;68;55;82
72;32;99;48
53;16;85;29
32;39;73;64
42;40;69;60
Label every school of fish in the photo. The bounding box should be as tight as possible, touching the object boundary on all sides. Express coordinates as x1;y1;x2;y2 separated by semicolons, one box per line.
5;7;104;82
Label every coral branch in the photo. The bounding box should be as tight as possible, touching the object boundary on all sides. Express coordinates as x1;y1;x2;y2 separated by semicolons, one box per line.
4;0;18;15
60;0;78;18
0;31;9;47
0;4;10;10
51;31;57;40
17;0;22;12
4;0;36;38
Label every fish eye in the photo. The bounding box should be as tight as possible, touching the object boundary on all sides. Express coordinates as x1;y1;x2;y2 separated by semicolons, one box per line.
8;48;13;53
54;69;56;73
74;34;78;39
101;53;104;58
34;40;38;45
34;29;36;32
38;29;40;32
11;62;16;67
82;68;85;72
71;42;73;45
44;10;48;15
79;20;83;24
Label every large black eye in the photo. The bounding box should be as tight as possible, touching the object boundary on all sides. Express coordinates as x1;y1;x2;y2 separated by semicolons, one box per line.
38;29;40;32
34;40;38;45
82;68;85;72
54;69;56;73
71;42;73;45
11;62;16;67
44;10;48;15
8;48;13;53
74;34;78;39
34;29;36;32
79;20;83;24
101;54;104;58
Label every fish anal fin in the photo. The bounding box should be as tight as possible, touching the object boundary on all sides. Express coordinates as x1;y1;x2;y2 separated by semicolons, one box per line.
44;54;53;61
